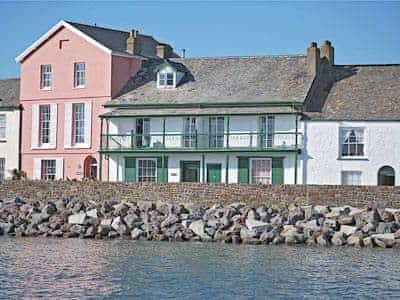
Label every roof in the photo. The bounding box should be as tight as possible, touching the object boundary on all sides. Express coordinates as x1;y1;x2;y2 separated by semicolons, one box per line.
306;65;400;121
16;20;174;62
0;79;20;109
109;55;314;106
102;106;296;118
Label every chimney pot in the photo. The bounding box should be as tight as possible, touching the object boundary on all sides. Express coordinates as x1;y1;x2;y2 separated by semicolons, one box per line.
156;44;173;59
126;29;141;55
321;40;334;66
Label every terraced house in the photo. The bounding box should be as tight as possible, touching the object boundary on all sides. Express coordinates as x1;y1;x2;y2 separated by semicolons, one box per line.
0;79;21;179
16;20;174;180
100;42;323;184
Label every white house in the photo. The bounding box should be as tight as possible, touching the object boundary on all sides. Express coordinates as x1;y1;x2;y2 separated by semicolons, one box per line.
303;64;400;186
0;79;21;179
100;46;322;184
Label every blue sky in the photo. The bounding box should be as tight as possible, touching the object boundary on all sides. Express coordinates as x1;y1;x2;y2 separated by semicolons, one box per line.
0;1;399;79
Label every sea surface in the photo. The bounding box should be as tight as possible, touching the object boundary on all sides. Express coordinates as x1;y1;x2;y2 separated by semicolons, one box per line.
0;237;399;299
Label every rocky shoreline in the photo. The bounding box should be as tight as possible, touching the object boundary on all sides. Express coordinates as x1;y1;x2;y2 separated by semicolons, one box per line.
1;197;400;248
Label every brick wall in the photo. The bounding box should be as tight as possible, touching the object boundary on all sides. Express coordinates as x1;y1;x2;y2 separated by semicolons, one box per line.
1;181;400;208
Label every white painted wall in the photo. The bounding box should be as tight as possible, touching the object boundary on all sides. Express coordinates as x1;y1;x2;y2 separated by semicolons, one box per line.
0;110;20;179
304;121;400;185
108;115;301;149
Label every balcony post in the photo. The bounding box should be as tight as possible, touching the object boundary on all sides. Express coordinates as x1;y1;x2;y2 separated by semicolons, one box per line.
106;119;109;150
202;154;205;183
226;116;230;149
162;117;166;148
99;118;104;181
225;154;229;184
131;130;134;149
294;113;298;184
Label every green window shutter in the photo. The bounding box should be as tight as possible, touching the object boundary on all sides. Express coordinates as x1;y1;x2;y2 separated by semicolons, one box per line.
272;158;284;184
157;157;167;183
125;157;136;183
237;157;249;183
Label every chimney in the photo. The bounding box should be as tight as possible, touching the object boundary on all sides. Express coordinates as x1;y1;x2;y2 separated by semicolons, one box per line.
320;40;334;66
126;29;141;55
156;44;173;59
307;42;320;76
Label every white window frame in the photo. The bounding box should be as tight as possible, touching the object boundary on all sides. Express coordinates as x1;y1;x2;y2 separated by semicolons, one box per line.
0;158;5;180
0;115;6;140
72;103;85;145
40;64;52;90
249;158;272;184
339;127;366;159
136;158;157;182
74;62;86;88
157;71;176;89
341;171;362;185
39;104;51;146
183;117;197;148
259;116;275;148
41;159;56;180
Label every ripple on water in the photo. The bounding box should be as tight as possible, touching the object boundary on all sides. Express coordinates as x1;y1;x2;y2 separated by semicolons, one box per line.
0;238;400;299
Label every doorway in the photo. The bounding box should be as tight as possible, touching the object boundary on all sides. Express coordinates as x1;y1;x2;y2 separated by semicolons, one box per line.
181;161;200;182
84;156;97;180
207;163;222;183
378;166;395;186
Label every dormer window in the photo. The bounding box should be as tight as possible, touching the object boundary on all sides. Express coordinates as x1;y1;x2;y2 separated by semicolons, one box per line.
158;71;175;89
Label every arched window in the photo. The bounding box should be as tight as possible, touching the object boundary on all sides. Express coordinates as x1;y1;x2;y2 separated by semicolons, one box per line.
84;156;97;180
378;166;395;186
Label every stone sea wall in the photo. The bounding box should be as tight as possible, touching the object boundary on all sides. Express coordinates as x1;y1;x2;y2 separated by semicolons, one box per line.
0;181;400;208
1;196;400;248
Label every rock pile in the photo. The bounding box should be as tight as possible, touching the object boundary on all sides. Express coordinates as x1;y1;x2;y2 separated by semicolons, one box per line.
1;197;400;248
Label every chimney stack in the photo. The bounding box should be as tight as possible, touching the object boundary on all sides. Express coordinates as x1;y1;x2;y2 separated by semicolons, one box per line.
156;44;173;59
307;42;320;76
126;29;141;55
181;48;186;58
320;40;334;66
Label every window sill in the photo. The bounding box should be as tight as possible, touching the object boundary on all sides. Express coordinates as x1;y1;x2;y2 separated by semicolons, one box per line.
65;144;91;150
73;86;86;89
0;139;7;143
337;157;369;161
32;145;56;150
40;88;52;91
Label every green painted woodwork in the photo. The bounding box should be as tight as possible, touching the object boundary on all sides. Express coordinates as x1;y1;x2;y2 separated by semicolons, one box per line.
181;161;200;182
125;157;136;183
272;158;284;184
207;163;222;183
157;157;164;183
237;157;249;183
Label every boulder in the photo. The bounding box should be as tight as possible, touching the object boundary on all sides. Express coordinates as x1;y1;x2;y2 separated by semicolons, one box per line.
331;232;346;246
259;231;275;243
131;228;144;240
363;237;374;248
240;227;257;241
111;216;128;235
385;209;400;223
347;235;362;247
377;209;394;223
338;215;354;225
340;225;357;236
288;205;304;225
100;218;112;227
189;220;211;241
316;235;328;247
68;213;86;225
314;205;329;215
160;215;179;228
301;205;313;221
371;233;396;248
245;219;270;234
70;224;86;235
86;209;98;219
376;222;394;234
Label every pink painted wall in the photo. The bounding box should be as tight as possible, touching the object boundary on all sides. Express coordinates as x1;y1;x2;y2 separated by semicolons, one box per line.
20;25;142;180
111;55;142;97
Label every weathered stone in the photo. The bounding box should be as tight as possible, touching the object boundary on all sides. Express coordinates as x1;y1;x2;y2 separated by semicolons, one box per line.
259;231;275;243
288;204;304;225
131;228;144;240
371;233;396;248
331;232;346;246
108;231;119;239
86;209;98;219
316;235;328;247
378;209;394;223
338;215;354;225
240;227;257;241
161;215;179;228
68;213;86;225
347;235;362;247
70;224;86;235
205;226;216;237
385;209;400;223
376;222;394;234
340;225;357;236
189;220;211;241
363;237;373;248
100;218;112;227
314;205;329;215
245;219;270;234
111;216;128;235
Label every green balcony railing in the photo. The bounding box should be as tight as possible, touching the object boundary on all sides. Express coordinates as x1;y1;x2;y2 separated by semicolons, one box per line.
101;131;302;152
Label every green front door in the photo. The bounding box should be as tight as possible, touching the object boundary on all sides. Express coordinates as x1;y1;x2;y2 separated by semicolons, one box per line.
207;163;222;183
181;161;200;182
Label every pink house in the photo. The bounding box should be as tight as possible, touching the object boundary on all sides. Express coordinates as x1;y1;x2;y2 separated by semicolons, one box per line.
16;20;173;180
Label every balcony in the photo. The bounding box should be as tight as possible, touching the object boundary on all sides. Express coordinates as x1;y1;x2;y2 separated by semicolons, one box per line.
101;132;302;153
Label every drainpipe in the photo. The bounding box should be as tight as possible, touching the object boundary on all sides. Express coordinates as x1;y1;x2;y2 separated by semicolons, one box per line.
294;113;298;184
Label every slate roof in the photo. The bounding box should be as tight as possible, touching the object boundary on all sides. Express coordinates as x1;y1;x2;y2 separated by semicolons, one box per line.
109;55;314;106
66;21;169;58
0;78;20;109
306;65;400;121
